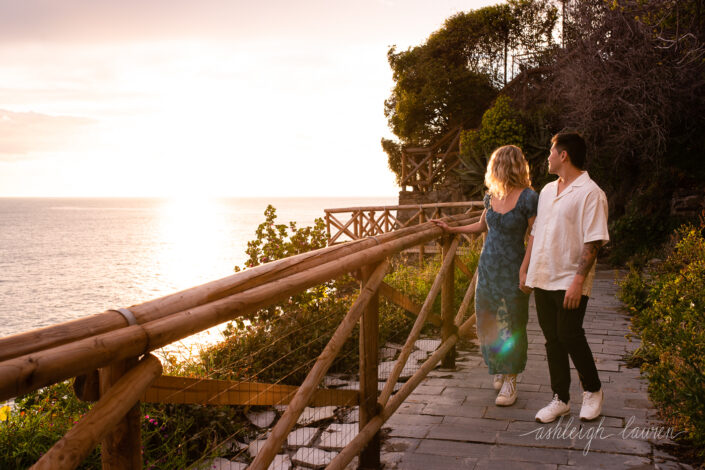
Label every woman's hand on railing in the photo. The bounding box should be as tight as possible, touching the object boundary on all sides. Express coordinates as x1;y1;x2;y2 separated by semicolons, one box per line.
430;219;451;232
432;209;487;235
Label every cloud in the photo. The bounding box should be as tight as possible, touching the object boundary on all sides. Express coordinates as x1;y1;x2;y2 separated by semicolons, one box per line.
0;109;95;159
0;1;369;43
0;0;485;46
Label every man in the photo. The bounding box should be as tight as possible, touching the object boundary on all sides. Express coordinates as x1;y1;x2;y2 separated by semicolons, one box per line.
519;132;609;423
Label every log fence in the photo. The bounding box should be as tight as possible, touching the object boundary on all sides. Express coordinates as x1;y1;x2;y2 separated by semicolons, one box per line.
400;127;462;192
324;201;483;245
0;204;483;470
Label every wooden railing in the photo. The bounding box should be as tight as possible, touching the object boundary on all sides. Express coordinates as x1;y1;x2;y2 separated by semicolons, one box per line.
0;210;482;470
401;127;462;192
325;200;484;268
324;201;484;245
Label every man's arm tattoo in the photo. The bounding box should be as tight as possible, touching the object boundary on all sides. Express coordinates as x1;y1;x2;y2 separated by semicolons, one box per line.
576;241;601;277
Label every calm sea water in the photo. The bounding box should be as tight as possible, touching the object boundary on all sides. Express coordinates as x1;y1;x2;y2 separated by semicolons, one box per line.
0;197;396;342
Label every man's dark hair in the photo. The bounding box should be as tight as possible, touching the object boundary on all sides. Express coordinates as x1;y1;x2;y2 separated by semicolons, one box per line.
551;132;587;170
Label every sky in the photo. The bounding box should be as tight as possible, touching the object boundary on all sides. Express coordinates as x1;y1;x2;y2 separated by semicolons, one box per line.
0;0;500;198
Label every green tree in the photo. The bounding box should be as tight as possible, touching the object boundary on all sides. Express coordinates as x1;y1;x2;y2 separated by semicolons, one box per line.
456;95;527;198
545;0;705;261
381;138;403;185
382;0;558;182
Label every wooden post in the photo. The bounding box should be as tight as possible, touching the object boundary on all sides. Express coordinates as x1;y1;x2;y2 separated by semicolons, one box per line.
455;270;478;326
427;153;433;190
31;355;162;470
401;151;407;190
418;209;425;265
100;358;142;469
441;236;456;369
454;255;473;280
248;261;388;470
378;235;459;406
328;314;472;470
358;264;380;470
325;212;331;245
355;211;362;239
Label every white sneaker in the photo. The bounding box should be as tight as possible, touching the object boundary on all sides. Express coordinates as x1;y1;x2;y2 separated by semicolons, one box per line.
493;374;504;390
495;375;517;406
580;389;604;421
535;394;570;423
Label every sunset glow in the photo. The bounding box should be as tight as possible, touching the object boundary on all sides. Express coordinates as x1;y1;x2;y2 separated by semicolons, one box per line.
0;0;498;197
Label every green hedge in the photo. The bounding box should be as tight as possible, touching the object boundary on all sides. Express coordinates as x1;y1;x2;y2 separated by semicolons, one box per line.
619;222;705;457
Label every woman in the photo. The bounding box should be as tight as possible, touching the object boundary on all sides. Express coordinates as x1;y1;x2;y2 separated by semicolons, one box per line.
432;145;537;406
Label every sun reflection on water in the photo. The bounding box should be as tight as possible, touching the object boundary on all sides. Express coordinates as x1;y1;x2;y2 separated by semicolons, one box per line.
150;195;234;358
157;196;228;289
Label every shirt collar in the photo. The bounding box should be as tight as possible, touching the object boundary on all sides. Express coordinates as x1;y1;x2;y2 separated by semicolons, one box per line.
572;171;590;187
554;171;589;199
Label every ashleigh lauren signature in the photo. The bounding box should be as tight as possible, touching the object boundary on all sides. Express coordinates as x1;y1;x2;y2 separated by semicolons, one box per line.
519;416;685;455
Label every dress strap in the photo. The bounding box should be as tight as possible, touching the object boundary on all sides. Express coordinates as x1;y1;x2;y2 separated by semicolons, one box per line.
483;193;491;210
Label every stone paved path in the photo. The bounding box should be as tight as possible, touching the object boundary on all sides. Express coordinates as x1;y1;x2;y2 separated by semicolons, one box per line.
379;268;692;470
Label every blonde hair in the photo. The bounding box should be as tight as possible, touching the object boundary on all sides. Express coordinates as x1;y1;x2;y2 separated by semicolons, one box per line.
484;145;531;199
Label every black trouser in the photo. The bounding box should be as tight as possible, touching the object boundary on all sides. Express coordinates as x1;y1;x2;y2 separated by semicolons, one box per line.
534;288;601;404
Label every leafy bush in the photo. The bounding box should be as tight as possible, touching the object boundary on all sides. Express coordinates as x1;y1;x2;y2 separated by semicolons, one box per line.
619;221;705;458
0;382;249;469
386;242;480;317
140;402;249;469
202;207;481;386
607;179;689;265
0;382;98;469
617;265;650;315
200;205;362;384
237;204;328;271
201;285;361;384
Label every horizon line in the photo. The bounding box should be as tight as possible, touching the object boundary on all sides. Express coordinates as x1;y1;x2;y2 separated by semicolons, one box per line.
0;194;400;199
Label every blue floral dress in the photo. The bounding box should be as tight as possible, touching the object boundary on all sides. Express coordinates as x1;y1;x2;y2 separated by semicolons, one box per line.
475;187;538;375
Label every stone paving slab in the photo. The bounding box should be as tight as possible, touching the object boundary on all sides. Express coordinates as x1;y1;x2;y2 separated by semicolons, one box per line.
380;269;691;469
396;453;478;469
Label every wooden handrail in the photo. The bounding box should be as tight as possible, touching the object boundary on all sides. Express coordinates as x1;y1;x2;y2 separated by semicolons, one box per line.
252;231;476;470
378;235;460;406
400;127;463;191
323;201;483;214
141;376;359;407
0;214;477;402
402;126;461;154
0;209;476;363
324;203;483;246
1;207;483;470
402;151;435;185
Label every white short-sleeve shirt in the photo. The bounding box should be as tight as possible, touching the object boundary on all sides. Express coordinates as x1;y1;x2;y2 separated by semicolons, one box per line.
525;171;609;296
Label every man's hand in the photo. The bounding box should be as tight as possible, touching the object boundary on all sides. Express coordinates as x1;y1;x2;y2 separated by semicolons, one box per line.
563;240;602;310
519;268;532;294
563;276;584;310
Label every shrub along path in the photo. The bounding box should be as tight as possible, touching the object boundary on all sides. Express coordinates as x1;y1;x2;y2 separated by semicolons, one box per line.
379;267;691;470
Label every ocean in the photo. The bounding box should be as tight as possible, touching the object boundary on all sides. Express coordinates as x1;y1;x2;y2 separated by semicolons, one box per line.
0;196;396;347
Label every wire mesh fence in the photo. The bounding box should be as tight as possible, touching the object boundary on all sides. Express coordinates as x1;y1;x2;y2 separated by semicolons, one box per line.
164;244;481;469
0;209;483;469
